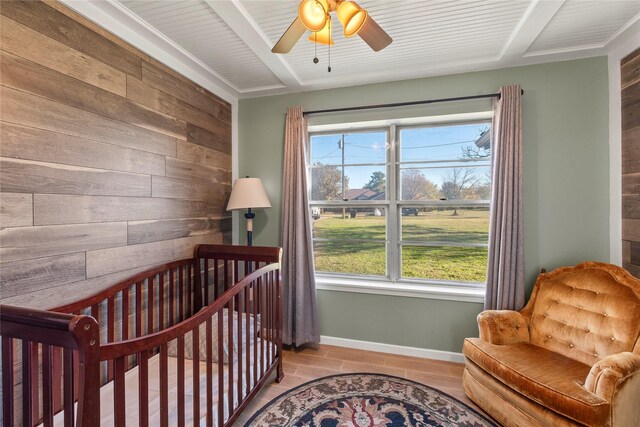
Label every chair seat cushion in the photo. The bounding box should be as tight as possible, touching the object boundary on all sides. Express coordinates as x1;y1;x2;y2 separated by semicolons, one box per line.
463;338;610;426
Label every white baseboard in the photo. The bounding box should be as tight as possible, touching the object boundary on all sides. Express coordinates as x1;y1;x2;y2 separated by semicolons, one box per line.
320;335;465;364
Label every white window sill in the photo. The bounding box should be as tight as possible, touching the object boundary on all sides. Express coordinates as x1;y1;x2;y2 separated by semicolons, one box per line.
315;275;485;303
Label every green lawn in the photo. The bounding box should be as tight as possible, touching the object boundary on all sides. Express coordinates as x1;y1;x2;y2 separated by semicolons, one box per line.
312;209;489;282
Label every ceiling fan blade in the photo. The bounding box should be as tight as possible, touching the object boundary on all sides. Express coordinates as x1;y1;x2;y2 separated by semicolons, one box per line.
358;16;392;52
272;17;307;54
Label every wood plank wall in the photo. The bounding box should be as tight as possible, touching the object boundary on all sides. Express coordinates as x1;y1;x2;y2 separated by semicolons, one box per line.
0;0;232;308
622;47;640;278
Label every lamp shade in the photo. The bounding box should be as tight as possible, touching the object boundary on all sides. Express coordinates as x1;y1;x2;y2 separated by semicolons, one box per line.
308;16;334;45
226;178;272;211
298;0;329;32
337;1;368;37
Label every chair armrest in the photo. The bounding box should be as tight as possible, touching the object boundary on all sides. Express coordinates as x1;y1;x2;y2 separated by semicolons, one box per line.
477;310;530;345
584;352;640;401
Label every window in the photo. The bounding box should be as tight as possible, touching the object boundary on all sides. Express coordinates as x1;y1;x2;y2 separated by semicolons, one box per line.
308;118;491;289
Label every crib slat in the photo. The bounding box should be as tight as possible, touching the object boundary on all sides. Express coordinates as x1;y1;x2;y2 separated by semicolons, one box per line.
252;283;258;388
138;350;149;427
233;260;239;289
73;349;80;408
63;348;74;427
136;282;143;338
258;278;265;375
186;264;192;316
108;297;115;380
267;273;272;367
204;258;209;304
205;318;213;427
30;343;40;425
227;298;234;419
217;309;224;427
179;267;185;321
159;273;165;330
160;344;169;427
51;347;63;419
169;269;175;326
148;277;155;334
271;271;275;365
114;356;126;427
237;291;243;404
245;286;251;392
177;335;185;427
22;340;33;426
213;259;218;300
223;260;228;294
43;345;54;427
192;326;200;427
254;278;264;381
122;289;129;341
2;337;14;426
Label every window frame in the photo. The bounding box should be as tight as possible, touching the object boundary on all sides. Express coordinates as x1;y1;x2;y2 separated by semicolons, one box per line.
307;112;493;302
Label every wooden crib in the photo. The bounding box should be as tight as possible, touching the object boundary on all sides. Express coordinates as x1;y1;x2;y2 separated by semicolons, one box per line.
1;244;283;427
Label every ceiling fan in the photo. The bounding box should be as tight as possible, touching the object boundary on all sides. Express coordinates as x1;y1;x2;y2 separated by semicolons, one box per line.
272;0;393;54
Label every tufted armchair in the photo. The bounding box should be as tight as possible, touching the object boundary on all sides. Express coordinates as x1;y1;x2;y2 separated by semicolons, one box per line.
463;262;640;427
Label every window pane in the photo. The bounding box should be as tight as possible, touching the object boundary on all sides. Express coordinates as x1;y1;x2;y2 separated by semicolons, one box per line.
310;165;387;201
399;123;490;162
310;131;387;165
401;246;488;282
344;166;386;201
314;241;386;276
310;164;346;200
312;207;386;277
400;165;490;201
312;207;386;240
401;207;489;243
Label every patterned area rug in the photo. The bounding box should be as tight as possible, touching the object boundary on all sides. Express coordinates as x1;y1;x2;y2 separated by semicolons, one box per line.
245;373;497;426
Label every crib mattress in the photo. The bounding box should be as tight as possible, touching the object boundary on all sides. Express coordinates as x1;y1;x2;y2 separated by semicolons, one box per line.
50;344;275;427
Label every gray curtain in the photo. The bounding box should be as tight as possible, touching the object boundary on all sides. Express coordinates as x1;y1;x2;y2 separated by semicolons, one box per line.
281;106;320;346
485;85;525;310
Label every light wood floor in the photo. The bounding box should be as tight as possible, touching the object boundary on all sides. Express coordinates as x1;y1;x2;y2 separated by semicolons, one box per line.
235;344;491;425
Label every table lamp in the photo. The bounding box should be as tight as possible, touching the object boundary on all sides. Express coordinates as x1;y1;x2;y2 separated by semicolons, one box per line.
226;177;272;246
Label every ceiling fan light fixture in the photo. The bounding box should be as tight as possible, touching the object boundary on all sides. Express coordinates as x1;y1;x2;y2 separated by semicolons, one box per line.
337;1;368;37
299;0;329;32
308;17;334;45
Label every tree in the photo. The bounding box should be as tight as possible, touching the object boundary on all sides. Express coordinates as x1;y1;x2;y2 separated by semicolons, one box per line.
311;163;348;200
440;168;485;215
440;169;478;199
401;170;439;200
364;171;386;192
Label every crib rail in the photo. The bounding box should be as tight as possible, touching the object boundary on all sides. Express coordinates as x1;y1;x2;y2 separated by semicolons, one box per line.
0;305;100;427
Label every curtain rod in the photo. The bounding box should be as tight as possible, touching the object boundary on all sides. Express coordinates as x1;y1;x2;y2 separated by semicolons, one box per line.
302;89;524;117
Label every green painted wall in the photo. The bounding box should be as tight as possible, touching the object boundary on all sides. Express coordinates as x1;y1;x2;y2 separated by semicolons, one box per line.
239;57;610;353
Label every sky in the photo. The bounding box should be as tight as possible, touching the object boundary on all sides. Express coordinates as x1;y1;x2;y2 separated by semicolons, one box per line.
309;122;491;193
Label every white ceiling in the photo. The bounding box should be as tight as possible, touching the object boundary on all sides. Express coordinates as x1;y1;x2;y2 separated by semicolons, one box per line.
106;0;640;98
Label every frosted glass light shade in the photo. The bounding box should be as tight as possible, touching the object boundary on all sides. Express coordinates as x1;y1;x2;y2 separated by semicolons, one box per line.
337;1;368;37
226;178;272;211
308;17;334;45
298;0;329;32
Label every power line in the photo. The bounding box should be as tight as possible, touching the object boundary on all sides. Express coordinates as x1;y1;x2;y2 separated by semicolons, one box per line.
313;146;341;162
401;139;478;149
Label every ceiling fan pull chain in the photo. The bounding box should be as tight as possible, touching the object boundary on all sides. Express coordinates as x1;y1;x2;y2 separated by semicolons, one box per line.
327;17;332;72
313;32;319;64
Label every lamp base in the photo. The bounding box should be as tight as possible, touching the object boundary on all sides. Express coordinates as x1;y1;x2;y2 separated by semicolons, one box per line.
244;209;255;246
